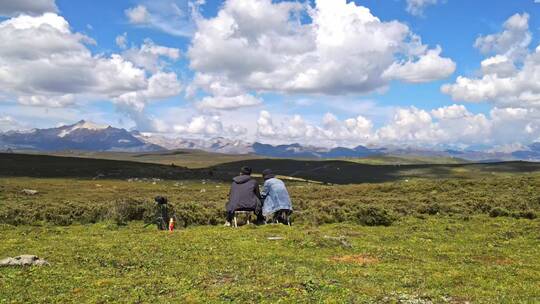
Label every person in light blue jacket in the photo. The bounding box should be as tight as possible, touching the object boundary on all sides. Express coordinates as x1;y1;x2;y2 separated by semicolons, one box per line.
261;169;293;225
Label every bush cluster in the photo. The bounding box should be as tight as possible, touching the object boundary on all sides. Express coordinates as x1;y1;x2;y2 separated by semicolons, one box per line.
489;207;537;219
1;174;539;227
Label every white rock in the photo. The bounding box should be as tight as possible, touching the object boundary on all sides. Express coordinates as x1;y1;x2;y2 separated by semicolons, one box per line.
0;255;49;267
21;189;38;195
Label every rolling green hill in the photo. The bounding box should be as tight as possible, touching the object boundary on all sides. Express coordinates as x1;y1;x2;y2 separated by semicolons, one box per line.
2;152;540;184
13;149;470;168
15;149;262;168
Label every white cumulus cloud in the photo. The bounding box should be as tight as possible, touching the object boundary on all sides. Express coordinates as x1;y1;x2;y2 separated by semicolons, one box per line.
0;115;25;132
125;5;151;24
188;0;455;100
115;32;128;49
113;71;182;131
173;115;246;136
0;14;147;105
405;0;439;16
0;13;183;131
255;104;540;148
125;1;202;37
383;46;456;83
442;13;540;108
257;111;276;137
122;39;180;73
474;13;531;61
196;94;262;111
17;94;75;108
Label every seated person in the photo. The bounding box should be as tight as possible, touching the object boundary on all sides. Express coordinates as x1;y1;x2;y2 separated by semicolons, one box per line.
225;166;264;226
261;169;293;224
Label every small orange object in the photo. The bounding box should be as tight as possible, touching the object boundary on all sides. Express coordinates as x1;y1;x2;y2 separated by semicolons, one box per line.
168;217;175;232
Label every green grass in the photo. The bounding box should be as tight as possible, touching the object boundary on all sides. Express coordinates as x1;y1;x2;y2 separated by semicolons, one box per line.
1;217;539;303
1;153;539;302
16;149;263;168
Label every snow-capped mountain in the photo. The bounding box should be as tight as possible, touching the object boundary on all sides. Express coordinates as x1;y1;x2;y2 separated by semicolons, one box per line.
1;120;539;161
250;142;383;158
57;121;107;138
134;133;254;154
0;120;164;152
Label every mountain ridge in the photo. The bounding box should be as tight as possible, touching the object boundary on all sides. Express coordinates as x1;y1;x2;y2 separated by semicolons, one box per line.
0;120;164;152
1;120;540;161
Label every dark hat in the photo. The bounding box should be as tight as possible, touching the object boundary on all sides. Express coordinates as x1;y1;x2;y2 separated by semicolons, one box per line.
154;196;168;204
240;166;252;175
262;169;275;179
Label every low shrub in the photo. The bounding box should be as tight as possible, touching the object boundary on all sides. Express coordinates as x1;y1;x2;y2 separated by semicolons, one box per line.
489;207;537;220
355;206;394;226
512;210;537;220
418;203;440;215
471;201;493;213
108;199;149;225
2;173;539;226
489;207;510;218
176;202;223;227
0;207;27;225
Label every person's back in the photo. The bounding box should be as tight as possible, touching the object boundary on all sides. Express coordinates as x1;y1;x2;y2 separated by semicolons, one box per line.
225;166;263;225
261;170;292;220
228;175;260;211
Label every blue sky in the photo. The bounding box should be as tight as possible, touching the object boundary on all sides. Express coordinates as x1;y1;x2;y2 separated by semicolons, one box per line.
1;0;540;149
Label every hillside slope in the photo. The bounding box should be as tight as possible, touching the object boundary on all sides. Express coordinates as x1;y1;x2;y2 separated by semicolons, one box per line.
2;153;540;184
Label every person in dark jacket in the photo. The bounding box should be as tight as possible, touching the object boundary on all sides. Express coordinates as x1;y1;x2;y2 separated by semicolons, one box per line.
225;166;264;226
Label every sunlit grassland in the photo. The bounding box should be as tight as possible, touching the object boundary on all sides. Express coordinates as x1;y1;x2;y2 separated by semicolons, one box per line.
1;217;539;303
1;152;539;303
17;149;263;169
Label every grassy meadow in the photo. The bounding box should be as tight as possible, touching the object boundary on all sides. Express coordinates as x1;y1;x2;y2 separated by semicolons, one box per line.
1;218;539;303
35;149;263;169
1;151;539;303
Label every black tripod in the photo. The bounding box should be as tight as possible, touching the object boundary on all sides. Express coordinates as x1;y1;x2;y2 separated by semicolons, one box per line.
144;196;169;230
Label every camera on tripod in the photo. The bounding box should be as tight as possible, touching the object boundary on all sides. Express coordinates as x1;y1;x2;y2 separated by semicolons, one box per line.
154;196;169;230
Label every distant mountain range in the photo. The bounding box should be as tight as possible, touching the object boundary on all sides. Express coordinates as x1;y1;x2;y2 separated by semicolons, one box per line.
133;132;253;154
250;142;384;158
511;142;540;160
1;120;540;161
0;120;163;152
